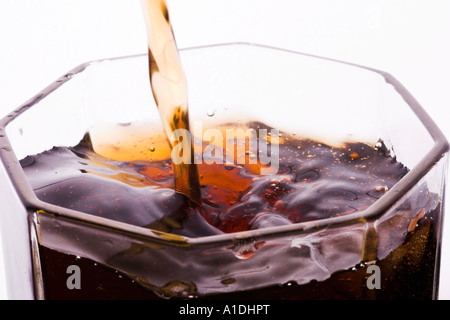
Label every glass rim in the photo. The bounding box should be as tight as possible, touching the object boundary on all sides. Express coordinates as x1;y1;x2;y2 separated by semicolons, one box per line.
0;42;448;247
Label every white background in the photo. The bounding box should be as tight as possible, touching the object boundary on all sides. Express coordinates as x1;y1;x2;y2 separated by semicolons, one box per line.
0;0;449;299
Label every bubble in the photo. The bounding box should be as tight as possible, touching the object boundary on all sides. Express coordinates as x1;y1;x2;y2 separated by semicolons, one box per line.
207;109;216;117
294;169;319;182
349;152;359;160
367;186;388;199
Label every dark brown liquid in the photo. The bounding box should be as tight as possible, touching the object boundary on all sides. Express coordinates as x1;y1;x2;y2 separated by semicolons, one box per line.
37;212;439;300
20;122;441;299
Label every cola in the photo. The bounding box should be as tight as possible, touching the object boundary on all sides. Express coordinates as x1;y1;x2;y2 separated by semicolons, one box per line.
20;123;440;299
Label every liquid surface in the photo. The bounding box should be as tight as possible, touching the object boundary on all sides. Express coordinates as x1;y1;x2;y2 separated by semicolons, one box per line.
25;126;440;301
21;123;408;237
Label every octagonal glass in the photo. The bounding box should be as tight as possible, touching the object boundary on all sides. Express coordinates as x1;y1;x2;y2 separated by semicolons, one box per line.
0;43;448;300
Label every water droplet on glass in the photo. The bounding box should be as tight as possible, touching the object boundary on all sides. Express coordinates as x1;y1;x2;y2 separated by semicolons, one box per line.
150;146;156;152
283;281;296;287
206;109;216;117
158;280;197;298
232;238;259;260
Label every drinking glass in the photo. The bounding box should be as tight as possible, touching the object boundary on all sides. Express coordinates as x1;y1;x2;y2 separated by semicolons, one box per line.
0;43;448;299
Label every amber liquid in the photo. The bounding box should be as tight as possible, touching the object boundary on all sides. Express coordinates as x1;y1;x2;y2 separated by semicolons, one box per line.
140;0;201;204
